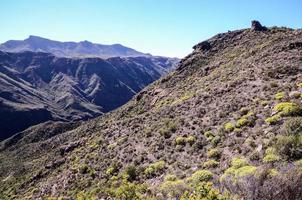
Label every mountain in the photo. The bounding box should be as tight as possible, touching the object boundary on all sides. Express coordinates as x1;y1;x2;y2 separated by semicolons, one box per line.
0;51;179;140
1;21;302;199
0;35;151;58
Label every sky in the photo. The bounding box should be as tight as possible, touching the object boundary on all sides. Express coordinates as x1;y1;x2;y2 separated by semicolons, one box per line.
0;0;302;58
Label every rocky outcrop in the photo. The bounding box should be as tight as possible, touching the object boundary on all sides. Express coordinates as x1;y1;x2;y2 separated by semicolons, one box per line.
251;20;267;31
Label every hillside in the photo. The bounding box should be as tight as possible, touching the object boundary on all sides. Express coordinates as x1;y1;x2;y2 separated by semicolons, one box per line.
0;36;150;58
0;51;178;140
1;21;302;199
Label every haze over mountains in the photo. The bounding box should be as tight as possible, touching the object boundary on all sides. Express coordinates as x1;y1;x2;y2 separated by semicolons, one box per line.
0;35;152;58
0;37;179;140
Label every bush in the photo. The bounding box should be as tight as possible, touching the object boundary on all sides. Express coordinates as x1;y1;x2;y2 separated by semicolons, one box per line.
224;122;235;132
265;114;281;125
204;131;214;139
113;181;147;200
144;161;165;177
275;135;302;160
175;136;186;145
207;148;221;159
273;102;302;116
164;174;177;182
159;119;178;138
220;157;256;182
231;157;248;169
275;92;285;100
236;118;248;128
124;165;137;182
180;182;229;200
210;136;221;146
159;179;188;199
236;111;255;128
203;160;219;168
186;136;196;145
263;154;280;163
283;117;302;135
106;163;119;176
189;170;213;183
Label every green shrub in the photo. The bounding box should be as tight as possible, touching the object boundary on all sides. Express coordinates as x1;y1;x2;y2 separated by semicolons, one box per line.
220;157;256;182
124;165;137;182
210;136;221;146
180;182;230;200
144;161;165;176
236;111;256;128
260;100;269;106
159;179;188;199
283;117;302;135
189;170;213;183
224;122;235;132
295;159;302;167
203;160;219;168
275;92;285;100
113;181;147;200
106;164;119;176
265;114;281;125
164;174;177;182
175;136;186;145
263;154;280;163
239;107;249;115
231;157;248;169
186;135;196;145
235;166;257;177
275;135;302;160
273;102;302;116
297;82;302;88
204;131;214;139
159;119;178;138
207;148;221;159
236;118;248;128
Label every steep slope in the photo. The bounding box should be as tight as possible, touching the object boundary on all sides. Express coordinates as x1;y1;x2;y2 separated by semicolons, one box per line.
0;51;178;140
0;36;150;58
1;22;302;199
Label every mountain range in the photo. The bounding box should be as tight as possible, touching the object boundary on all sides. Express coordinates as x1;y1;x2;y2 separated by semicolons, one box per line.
0;35;151;58
0;37;179;141
1;21;301;199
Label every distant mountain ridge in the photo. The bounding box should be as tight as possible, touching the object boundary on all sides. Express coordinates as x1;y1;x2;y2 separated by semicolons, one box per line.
0;35;152;58
0;50;179;140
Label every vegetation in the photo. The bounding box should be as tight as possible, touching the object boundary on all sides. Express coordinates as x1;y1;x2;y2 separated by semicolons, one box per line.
275;92;285;100
224;122;235;132
207;148;221;159
144;161;165;177
273;102;302;116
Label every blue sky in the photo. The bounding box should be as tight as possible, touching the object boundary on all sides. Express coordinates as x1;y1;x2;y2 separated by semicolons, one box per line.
1;0;301;58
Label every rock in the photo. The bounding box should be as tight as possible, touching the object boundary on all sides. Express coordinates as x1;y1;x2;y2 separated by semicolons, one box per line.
193;41;212;51
59;141;80;155
251;20;267;31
